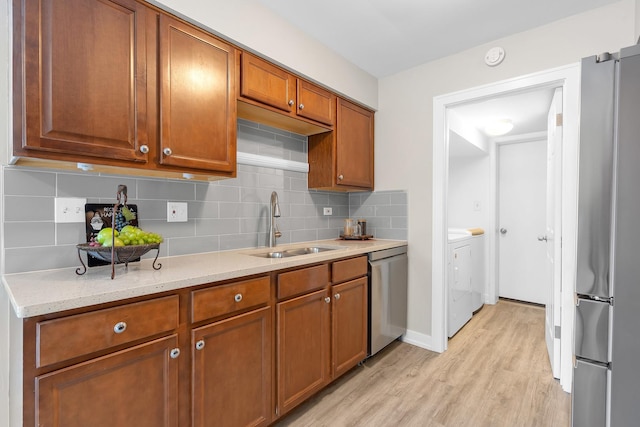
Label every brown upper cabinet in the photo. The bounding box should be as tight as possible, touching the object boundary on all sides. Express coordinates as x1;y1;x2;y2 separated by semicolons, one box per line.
158;14;236;173
308;98;375;191
238;52;335;131
15;0;150;164
13;0;236;178
12;0;374;189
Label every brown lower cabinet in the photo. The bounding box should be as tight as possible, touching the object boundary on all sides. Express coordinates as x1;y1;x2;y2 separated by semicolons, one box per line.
192;306;272;427
332;277;368;378
23;256;370;427
36;335;180;427
276;288;331;416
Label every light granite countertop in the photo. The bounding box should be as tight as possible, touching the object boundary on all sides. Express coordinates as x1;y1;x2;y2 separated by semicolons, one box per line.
2;239;407;318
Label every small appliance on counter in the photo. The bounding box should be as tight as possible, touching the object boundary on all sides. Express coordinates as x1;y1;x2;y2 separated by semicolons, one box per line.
339;218;373;240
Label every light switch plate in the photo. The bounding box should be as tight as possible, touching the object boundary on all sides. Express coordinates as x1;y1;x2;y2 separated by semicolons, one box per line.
55;197;87;223
167;202;188;222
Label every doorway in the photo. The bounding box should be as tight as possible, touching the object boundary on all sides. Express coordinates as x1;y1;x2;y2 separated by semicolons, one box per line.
432;65;580;393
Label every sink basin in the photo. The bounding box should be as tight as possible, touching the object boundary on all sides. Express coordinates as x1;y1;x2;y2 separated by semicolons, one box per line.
248;246;340;258
255;251;288;259
283;247;335;256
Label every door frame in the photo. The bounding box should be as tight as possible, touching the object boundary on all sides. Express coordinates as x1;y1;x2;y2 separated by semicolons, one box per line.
432;64;579;392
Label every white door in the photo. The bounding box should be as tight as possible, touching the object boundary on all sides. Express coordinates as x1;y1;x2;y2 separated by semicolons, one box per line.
545;88;563;379
498;140;547;304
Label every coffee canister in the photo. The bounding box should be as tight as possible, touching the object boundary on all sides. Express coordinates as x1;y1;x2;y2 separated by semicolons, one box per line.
357;219;367;236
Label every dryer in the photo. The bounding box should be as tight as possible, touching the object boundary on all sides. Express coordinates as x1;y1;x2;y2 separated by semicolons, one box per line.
447;230;473;337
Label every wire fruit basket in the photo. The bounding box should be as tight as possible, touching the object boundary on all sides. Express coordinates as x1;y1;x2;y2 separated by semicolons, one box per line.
76;185;162;279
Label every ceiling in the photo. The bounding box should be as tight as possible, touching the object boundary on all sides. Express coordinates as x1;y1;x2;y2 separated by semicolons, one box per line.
259;0;619;78
450;86;556;153
258;0;598;147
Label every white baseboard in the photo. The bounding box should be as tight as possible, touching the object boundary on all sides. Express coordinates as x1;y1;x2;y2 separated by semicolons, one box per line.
401;329;441;353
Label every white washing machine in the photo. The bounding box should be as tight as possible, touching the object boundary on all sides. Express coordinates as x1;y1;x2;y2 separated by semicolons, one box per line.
447;230;473;338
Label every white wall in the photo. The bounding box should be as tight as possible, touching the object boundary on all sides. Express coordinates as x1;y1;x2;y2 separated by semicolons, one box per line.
148;0;378;109
448;155;492;230
376;0;637;344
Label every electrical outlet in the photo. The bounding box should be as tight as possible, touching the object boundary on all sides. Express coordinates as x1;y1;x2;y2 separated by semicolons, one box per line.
54;197;87;223
167;202;188;222
323;207;333;216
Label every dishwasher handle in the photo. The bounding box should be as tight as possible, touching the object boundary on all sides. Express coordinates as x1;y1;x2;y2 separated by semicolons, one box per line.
368;246;407;261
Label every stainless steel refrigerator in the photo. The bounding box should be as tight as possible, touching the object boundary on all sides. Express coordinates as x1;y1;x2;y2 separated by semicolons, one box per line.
573;43;640;427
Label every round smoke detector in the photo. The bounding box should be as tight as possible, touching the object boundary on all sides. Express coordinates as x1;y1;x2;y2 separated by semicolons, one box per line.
484;47;506;67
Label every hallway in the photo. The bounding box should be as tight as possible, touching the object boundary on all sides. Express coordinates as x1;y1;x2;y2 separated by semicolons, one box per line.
277;300;571;426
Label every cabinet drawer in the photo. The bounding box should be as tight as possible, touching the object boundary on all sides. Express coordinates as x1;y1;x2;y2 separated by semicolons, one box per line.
191;276;270;323
36;295;179;368
277;264;329;300
332;256;368;283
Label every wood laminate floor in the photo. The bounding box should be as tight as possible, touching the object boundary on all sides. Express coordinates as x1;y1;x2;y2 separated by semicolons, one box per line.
276;299;570;427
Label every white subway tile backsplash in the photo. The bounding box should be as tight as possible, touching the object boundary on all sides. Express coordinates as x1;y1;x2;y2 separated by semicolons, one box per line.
1;122;407;274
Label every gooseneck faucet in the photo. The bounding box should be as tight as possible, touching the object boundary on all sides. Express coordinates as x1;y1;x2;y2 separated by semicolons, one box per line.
268;191;282;247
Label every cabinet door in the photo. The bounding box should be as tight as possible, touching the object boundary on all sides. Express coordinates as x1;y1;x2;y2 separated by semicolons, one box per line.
336;98;374;189
36;335;179;427
277;288;330;415
240;52;295;113
159;15;236;172
332;277;368;378
296;80;335;126
192;307;272;427
18;0;149;163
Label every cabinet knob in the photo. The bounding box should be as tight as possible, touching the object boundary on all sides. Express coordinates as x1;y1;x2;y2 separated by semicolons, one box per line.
163;147;173;156
288;100;294;106
234;293;243;303
334;293;341;300
139;144;149;154
195;340;205;350
338;174;344;181
170;348;180;359
113;321;127;334
324;297;331;304
298;103;304;110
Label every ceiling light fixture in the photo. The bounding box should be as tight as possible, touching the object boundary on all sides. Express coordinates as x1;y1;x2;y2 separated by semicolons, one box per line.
484;118;514;136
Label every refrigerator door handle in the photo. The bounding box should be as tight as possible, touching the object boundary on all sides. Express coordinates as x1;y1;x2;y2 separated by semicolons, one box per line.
575;298;610;363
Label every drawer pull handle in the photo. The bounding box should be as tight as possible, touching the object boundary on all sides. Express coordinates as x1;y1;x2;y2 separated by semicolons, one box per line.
170;348;180;359
299;103;304;110
324;297;331;304
113;322;127;334
234;293;243;303
334;293;341;300
195;340;205;350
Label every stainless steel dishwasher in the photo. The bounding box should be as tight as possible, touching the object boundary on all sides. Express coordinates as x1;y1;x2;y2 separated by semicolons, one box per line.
368;246;408;357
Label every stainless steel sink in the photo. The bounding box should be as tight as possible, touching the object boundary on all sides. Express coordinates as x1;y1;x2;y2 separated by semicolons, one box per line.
248;246;339;258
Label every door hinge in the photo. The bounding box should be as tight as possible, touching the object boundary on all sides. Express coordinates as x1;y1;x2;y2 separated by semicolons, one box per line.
555;325;561;339
556;113;563;127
